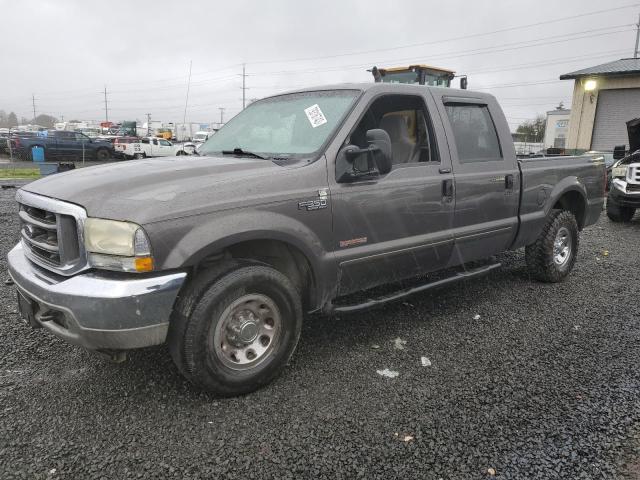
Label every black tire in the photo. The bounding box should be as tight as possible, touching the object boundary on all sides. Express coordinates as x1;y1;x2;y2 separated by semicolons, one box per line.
175;150;183;156
168;263;302;396
606;196;635;222
525;210;579;283
133;153;145;159
95;148;110;161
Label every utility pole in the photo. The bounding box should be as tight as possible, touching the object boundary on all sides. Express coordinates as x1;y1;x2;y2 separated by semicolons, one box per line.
103;86;109;123
146;113;151;136
218;107;225;126
241;63;247;110
183;60;192;125
635;13;640;58
31;94;36;122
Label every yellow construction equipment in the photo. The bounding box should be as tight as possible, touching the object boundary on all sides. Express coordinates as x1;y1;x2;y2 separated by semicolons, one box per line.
370;64;465;89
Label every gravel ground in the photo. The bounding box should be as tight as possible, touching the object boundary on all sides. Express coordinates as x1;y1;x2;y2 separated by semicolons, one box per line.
1;184;639;479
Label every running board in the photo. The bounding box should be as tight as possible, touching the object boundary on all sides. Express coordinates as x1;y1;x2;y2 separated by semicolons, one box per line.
329;263;501;314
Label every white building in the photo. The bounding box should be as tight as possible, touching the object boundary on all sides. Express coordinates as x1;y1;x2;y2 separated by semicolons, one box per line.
544;108;571;149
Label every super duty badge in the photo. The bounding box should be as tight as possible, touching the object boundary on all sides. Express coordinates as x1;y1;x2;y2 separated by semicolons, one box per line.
298;189;329;211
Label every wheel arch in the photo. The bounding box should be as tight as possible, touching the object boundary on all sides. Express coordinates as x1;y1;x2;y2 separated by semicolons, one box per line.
547;179;588;230
159;211;333;312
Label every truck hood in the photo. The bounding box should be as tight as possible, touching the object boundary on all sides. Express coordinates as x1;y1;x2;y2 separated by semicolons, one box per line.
627;118;640;153
21;155;288;224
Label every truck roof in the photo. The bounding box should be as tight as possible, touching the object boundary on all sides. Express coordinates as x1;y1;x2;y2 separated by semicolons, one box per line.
273;82;495;102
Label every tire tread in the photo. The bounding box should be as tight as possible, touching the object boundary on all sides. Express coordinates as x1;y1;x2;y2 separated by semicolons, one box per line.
525;210;579;283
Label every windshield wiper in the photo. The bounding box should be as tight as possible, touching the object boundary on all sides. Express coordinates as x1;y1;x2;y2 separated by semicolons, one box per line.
221;147;269;160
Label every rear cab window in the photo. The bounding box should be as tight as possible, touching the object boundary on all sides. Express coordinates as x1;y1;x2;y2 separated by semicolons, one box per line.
444;103;502;163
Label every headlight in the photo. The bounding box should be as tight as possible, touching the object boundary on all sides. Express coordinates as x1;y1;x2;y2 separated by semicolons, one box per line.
84;218;154;272
611;164;628;178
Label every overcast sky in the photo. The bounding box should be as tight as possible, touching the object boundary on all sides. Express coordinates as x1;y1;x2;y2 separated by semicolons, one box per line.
1;0;638;129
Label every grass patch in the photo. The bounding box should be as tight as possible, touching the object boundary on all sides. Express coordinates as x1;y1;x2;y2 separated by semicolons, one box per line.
0;168;41;179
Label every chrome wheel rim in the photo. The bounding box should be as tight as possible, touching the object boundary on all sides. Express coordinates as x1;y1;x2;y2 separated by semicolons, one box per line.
553;227;572;266
213;294;281;371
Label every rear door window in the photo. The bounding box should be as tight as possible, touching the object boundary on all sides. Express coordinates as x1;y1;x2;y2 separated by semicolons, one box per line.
445;103;502;163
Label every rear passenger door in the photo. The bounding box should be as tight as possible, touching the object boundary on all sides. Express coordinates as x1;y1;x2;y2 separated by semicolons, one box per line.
53;131;76;156
433;94;520;264
74;133;91;157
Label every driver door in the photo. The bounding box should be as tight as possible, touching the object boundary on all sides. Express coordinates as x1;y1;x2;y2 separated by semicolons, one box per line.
329;91;455;295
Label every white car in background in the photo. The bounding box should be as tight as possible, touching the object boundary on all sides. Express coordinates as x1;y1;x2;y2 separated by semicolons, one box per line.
116;137;196;159
192;130;214;143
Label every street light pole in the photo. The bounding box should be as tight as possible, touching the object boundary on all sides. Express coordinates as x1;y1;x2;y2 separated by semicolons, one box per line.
635;12;640;58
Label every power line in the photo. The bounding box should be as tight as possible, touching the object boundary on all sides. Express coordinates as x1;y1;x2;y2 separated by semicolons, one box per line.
248;24;632;77
248;3;640;65
7;5;635;103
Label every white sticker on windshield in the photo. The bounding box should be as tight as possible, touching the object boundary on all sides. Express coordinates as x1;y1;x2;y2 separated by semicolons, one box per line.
304;104;327;128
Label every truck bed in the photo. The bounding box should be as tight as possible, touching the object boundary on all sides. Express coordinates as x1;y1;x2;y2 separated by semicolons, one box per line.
514;155;605;248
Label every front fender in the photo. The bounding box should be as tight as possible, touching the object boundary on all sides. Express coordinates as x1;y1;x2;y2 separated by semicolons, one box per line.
145;208;336;306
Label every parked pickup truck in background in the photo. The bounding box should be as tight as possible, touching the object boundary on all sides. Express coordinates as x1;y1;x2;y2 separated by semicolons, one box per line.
607;118;640;222
115;136;196;159
7;83;605;396
12;130;114;161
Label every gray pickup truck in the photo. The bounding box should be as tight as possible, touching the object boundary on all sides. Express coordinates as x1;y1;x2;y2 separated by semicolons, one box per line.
7;83;605;396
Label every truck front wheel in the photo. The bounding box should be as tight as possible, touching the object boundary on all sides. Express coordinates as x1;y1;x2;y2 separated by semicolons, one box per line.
525;210;579;283
168;263;302;396
606;197;635;222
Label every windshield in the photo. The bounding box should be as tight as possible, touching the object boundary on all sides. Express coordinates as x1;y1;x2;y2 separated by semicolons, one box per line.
199;89;359;159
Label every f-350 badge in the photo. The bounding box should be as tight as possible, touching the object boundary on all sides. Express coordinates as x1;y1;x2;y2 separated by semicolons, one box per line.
298;189;329;211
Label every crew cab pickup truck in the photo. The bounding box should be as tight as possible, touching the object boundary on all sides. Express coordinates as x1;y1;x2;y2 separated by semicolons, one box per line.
116;136;195;159
13;130;114;161
7;83;605;396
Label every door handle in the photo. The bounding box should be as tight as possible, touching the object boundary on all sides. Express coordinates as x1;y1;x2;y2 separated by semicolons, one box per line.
439;167;452;174
442;179;454;202
505;174;514;190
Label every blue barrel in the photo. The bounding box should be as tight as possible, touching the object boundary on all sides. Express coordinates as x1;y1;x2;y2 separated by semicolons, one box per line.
31;146;45;162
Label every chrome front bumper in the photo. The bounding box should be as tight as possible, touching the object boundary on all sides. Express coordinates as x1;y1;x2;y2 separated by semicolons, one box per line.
7;243;187;351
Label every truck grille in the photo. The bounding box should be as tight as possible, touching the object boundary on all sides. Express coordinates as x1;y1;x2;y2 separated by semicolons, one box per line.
629;164;640;183
17;190;88;276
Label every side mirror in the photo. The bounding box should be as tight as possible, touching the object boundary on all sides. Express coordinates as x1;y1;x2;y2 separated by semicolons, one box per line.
336;129;392;183
613;145;626;160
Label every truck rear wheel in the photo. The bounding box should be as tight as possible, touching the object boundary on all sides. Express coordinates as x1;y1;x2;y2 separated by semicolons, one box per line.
168;263;302;396
95;148;110;161
606;196;635;222
525;210;579;283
